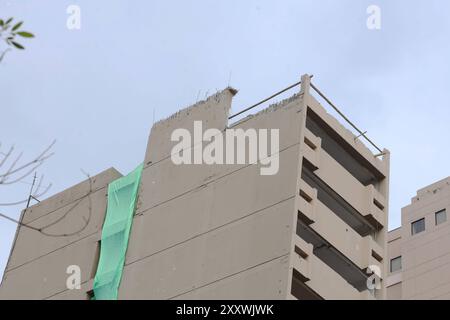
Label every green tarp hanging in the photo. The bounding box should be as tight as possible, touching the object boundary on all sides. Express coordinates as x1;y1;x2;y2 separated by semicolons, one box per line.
93;164;143;300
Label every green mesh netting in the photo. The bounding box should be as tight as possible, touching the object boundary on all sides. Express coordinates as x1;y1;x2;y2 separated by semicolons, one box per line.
92;164;143;300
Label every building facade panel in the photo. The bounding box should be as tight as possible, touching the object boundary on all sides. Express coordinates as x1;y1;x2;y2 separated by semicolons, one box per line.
387;177;450;300
0;168;121;300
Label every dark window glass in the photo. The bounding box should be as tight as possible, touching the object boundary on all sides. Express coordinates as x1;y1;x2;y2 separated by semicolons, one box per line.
411;218;425;235
436;209;447;225
390;256;402;273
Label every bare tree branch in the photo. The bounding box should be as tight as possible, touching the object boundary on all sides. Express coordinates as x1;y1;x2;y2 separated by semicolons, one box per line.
0;170;92;238
0;140;55;206
0;159;44;185
0;145;13;168
0;140;55;182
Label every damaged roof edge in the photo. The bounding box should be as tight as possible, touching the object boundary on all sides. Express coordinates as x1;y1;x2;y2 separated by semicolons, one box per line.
151;87;238;130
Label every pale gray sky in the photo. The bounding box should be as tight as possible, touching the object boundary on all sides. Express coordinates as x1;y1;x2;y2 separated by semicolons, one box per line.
1;0;450;279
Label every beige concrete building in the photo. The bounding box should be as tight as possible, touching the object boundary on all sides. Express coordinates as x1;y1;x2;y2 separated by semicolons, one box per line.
0;74;390;300
387;177;450;299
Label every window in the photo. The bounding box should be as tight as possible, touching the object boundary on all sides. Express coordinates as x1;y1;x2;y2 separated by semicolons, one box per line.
435;209;447;225
411;218;425;235
390;256;402;273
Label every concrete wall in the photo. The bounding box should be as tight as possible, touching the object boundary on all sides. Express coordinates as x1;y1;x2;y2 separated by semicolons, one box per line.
0;168;122;299
401;177;450;299
120;87;304;299
386;177;450;300
386;228;402;299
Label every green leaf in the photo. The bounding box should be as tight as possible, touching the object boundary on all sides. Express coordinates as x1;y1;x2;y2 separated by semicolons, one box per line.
17;31;34;38
5;17;13;24
12;21;23;31
11;41;24;50
0;20;4;26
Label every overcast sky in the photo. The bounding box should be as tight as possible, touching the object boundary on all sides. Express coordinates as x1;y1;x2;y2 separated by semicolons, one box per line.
1;0;450;280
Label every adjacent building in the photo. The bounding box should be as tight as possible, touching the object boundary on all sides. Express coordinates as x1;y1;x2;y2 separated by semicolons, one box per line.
0;74;390;300
387;177;450;299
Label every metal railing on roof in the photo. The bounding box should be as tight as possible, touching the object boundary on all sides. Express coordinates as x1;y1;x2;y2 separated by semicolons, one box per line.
228;80;302;120
309;82;384;155
228;76;384;156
